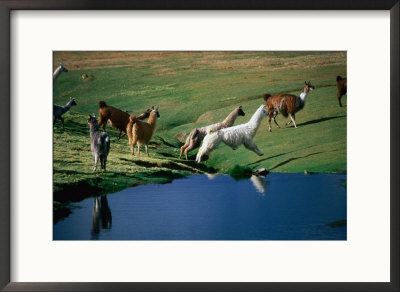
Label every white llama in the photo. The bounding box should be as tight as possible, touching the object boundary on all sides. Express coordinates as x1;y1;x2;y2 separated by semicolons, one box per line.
196;105;268;163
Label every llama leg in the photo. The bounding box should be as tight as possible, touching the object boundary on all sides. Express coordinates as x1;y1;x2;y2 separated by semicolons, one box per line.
286;119;292;126
244;140;263;156
60;117;64;129
118;130;122;140
337;92;343;107
273;115;281;128
145;145;149;157
184;148;191;160
289;114;297;128
179;144;187;159
184;142;196;160
137;144;141;156
93;154;98;172
103;156;107;171
268;116;272;132
130;138;137;155
196;150;204;163
100;156;104;170
99;117;107;131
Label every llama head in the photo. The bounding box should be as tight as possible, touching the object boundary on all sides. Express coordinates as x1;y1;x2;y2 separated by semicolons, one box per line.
59;63;68;72
304;81;315;92
151;106;160;118
69;97;77;106
87;114;98;125
237;106;245;116
258;105;268;116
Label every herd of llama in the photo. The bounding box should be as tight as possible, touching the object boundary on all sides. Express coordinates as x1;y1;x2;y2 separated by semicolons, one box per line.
54;63;345;172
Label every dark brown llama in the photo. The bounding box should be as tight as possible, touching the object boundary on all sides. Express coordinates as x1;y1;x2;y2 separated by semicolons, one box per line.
98;101;151;139
264;81;315;132
336;76;347;107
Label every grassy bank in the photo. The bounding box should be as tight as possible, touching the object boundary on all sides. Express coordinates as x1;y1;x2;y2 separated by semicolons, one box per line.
53;51;347;217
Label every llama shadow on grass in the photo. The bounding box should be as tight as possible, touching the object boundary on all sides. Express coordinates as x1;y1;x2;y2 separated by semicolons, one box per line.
269;151;324;171
248;145;317;166
248;151;294;166
297;115;346;127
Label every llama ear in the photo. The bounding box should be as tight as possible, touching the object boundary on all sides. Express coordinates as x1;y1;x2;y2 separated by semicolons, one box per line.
151;106;155;110
156;107;159;111
239;105;242;108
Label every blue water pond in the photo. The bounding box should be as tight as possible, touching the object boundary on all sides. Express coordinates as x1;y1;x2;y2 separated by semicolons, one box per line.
54;173;346;240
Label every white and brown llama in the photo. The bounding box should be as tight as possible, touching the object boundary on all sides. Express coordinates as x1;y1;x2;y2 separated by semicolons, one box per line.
196;105;268;163
264;81;315;132
127;107;160;156
179;106;245;160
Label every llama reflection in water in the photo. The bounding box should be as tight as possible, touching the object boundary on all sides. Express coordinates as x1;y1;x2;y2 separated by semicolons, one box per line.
91;195;112;239
250;175;269;195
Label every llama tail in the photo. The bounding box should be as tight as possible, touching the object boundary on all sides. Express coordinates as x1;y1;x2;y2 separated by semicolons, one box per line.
127;115;138;143
99;101;107;108
336;76;343;82
196;131;221;163
263;94;271;101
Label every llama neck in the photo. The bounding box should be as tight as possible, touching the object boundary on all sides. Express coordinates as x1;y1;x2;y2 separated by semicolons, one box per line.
222;108;240;127
247;109;265;136
147;112;157;127
299;89;308;102
63;101;74;113
89;123;99;138
53;66;62;80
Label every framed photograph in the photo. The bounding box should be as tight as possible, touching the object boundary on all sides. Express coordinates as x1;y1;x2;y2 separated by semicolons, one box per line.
1;1;399;291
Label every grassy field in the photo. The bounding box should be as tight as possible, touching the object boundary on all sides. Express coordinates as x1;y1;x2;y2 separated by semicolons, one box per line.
53;51;346;217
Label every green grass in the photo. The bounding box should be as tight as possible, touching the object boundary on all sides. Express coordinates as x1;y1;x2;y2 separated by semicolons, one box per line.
53;51;347;214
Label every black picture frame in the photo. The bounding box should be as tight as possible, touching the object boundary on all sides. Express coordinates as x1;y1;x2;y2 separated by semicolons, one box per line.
1;1;399;291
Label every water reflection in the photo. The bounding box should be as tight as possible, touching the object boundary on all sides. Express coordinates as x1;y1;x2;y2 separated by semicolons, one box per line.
91;195;112;239
250;175;269;195
206;173;217;180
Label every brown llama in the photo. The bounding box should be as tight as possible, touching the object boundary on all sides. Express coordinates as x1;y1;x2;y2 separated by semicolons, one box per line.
264;81;315;132
127;107;160;156
336;76;347;107
98;101;151;139
179;106;245;160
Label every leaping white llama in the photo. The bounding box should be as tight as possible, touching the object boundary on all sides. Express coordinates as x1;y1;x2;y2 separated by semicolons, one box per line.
196;105;268;163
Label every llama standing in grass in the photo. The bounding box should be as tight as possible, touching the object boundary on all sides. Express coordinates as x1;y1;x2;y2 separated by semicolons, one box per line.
179;106;245;160
53;97;77;129
87;114;111;172
336;76;347;107
53;64;68;81
98;101;151;140
264;81;315;132
127;107;160;156
196;105;268;163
